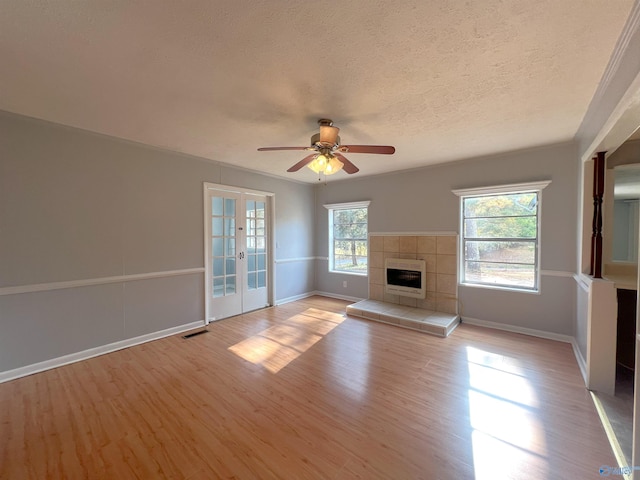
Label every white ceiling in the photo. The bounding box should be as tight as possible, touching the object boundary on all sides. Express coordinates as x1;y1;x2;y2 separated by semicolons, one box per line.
0;1;634;183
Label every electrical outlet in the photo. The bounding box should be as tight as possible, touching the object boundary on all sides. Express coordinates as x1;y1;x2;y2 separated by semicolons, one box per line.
343;281;347;288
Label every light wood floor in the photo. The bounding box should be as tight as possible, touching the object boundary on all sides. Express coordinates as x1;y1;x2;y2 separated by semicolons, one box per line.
0;296;616;479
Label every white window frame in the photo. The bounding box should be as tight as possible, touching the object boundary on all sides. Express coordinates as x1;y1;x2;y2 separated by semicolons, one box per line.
323;201;370;276
452;181;551;293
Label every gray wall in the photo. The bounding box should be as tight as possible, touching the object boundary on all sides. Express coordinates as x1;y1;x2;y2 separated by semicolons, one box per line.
315;142;579;335
613;200;632;260
0;109;583;373
0;111;315;372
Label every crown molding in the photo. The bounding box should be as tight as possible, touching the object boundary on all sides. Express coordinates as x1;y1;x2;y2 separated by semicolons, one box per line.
576;1;640;160
591;2;640;109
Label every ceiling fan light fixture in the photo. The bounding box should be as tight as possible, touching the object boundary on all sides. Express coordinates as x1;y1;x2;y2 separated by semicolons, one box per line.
307;153;328;174
325;155;344;174
307;153;343;175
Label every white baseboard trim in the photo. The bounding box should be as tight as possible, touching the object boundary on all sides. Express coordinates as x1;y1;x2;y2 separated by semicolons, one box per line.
274;291;318;305
312;290;364;303
275;291;364;305
571;338;588;385
461;316;574;344
0;320;205;384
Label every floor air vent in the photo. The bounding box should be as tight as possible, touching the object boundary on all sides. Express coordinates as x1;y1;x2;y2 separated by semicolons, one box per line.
182;330;208;339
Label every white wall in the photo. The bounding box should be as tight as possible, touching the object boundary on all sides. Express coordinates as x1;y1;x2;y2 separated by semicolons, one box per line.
315;142;579;335
575;277;590;362
0;111;316;373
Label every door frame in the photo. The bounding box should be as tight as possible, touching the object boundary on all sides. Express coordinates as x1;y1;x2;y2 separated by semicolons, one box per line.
203;182;275;324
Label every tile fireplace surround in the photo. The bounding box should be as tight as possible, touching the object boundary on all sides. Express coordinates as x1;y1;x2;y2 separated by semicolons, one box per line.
346;234;460;337
368;234;459;315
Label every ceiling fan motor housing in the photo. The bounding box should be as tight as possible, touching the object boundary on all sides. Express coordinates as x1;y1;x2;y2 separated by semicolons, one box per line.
311;132;340;148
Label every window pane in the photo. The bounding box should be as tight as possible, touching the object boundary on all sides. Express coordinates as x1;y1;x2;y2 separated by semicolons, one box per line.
329;206;368;274
225;275;236;295
212;238;223;257
225;238;235;256
464;241;535;264
226;258;236;275
258;271;266;288
256;237;266;252
224;218;235;236
225;198;236;215
246;200;255;216
335;222;367;239
256;202;265;218
464;193;537;218
334;255;368;272
212;217;223;236
461;189;540;292
248;254;256;272
247;237;256;253
335;240;367;256
464;217;536;239
257;253;266;270
213;277;224;297
334;239;368;270
212;197;223;216
213;258;224;276
464;261;535;288
248;272;256;290
334;208;366;224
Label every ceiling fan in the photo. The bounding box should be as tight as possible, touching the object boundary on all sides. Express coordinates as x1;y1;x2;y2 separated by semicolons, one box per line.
257;119;395;176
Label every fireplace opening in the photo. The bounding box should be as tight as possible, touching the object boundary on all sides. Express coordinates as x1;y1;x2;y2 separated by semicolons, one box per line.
384;258;426;299
387;269;422;289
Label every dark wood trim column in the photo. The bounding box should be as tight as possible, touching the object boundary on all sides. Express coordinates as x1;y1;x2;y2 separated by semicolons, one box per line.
590;151;606;278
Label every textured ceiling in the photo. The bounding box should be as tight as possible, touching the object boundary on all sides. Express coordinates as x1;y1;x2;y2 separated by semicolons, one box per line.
0;1;634;183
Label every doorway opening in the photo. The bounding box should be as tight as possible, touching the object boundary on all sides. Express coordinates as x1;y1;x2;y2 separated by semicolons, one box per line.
595;130;640;466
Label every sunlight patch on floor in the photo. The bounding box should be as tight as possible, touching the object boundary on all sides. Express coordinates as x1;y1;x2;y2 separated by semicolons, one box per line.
228;308;345;373
466;346;549;479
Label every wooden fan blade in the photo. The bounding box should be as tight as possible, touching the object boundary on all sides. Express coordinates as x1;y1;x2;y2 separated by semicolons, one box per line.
334;153;359;174
341;145;395;155
258;146;310;151
287;154;317;172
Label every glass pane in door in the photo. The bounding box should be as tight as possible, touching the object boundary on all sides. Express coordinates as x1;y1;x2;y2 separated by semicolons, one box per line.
245;200;266;291
211;196;236;297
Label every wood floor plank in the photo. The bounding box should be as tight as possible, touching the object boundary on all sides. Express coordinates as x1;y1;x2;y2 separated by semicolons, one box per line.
0;296;617;479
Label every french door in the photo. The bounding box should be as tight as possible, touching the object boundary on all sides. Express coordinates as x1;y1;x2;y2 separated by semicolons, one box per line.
204;184;272;322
